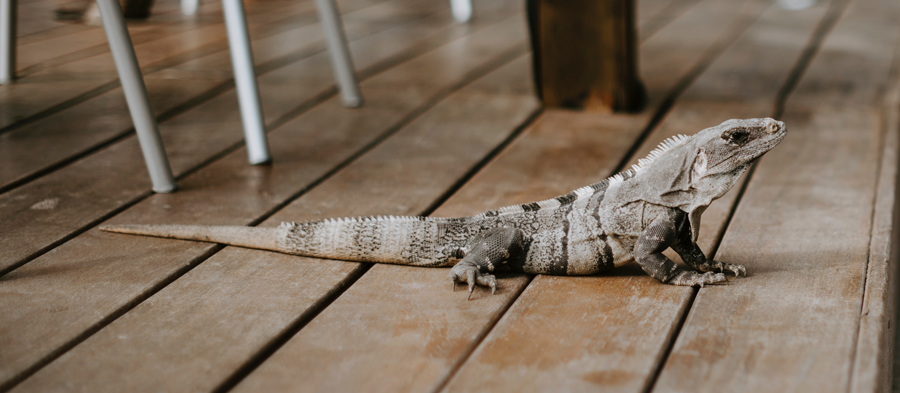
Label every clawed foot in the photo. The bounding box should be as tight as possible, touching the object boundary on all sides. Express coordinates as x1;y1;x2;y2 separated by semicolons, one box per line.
669;270;727;287
720;262;746;277
450;263;497;300
705;260;746;277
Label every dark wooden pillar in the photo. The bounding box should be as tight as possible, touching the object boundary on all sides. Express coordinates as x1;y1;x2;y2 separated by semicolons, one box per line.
527;0;644;112
122;0;155;18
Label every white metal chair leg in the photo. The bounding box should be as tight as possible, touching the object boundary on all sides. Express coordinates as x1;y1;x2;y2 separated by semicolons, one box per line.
222;0;270;165
96;0;177;193
0;0;15;84
450;0;472;22
314;0;362;108
181;0;199;16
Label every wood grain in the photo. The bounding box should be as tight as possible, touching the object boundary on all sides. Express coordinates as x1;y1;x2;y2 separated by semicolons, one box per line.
15;0;220;74
0;0;410;191
653;0;900;391
0;0;325;186
232;107;644;393
638;0;700;42
0;10;529;391
0;0;524;192
531;0;643;111
229;1;768;391
1;0;309;130
442;2;837;392
10;53;538;393
0;0;521;274
851;72;900;393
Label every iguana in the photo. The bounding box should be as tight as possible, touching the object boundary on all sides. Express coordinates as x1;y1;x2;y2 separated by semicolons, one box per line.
101;118;786;299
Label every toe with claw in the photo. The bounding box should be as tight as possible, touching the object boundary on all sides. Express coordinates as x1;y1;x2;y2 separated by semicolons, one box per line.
721;262;746;277
449;262;498;301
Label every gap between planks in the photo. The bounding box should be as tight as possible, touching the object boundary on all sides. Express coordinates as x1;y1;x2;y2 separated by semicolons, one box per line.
6;49;539;393
652;0;900;390
0;0;402;191
849;15;900;392
0;0;688;388
0;0;525;277
443;0;851;391
642;2;853;391
0;0;310;133
227;0;785;391
0;9;532;391
0;0;490;194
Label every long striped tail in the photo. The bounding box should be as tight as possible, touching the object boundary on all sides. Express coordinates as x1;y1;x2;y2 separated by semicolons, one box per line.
100;216;463;267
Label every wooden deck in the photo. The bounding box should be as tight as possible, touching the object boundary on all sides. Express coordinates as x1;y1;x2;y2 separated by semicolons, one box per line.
1;0;899;391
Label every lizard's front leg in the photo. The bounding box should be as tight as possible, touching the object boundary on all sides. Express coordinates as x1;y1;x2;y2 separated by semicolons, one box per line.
671;239;746;277
450;227;525;300
633;214;726;287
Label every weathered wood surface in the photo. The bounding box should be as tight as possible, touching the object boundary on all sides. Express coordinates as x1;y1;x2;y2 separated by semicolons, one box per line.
1;0;298;131
10;53;539;393
442;1;840;392
853;73;900;393
0;6;528;390
15;0;220;74
0;0;378;189
653;0;900;391
638;0;699;42
1;0;899;391
0;0;522;275
0;0;525;193
228;0;774;391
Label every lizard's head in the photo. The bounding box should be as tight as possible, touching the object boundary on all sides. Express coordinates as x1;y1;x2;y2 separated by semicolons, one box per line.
621;118;786;242
688;117;787;198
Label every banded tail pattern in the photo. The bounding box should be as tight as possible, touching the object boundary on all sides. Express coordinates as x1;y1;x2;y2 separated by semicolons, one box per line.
279;215;466;267
101;216;471;268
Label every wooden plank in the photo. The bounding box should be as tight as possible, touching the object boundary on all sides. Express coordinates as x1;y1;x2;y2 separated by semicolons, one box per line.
10;52;539;393
638;0;699;42
0;12;528;391
637;0;679;26
0;0;520;266
11;0;298;82
26;0;324;78
0;0;523;276
16;10;199;74
851;68;900;393
13;0;181;39
652;0;900;390
441;1;842;392
227;0;772;391
0;0;317;133
0;0;484;192
231;104;636;393
14;0;99;37
0;0;320;132
13;0;183;45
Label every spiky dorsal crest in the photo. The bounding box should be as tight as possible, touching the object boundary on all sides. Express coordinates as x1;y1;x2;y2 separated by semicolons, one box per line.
282;214;426;228
630;134;691;174
282;134;697;225
473;133;695;218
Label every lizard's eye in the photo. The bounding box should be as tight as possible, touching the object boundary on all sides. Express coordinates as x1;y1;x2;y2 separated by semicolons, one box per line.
766;122;779;133
721;128;749;145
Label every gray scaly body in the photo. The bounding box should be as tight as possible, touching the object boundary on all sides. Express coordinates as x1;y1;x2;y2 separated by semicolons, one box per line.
102;118;787;299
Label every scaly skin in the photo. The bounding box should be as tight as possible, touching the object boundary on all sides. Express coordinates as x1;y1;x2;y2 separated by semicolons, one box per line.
101;118;787;300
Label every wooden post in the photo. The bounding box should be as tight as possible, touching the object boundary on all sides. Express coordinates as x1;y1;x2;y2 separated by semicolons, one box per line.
527;0;644;112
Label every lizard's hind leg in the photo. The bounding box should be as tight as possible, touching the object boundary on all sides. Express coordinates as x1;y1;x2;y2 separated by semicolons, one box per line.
450;227;525;300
